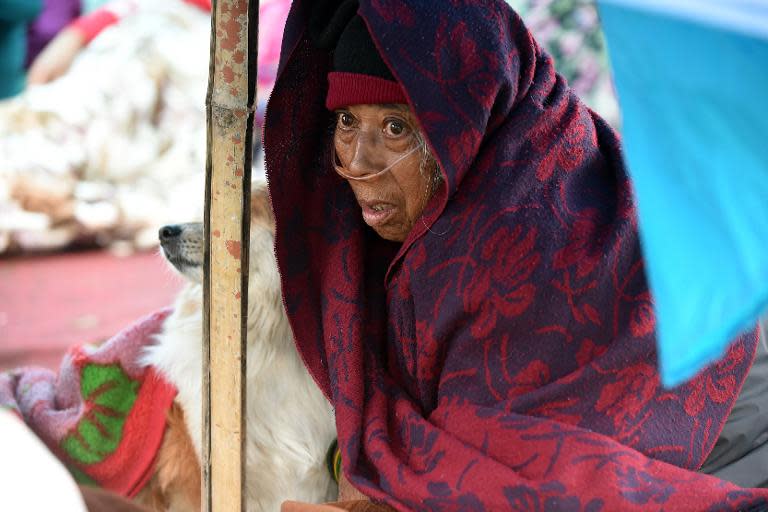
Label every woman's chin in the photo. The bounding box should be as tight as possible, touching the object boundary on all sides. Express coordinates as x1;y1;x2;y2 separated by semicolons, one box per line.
371;223;408;242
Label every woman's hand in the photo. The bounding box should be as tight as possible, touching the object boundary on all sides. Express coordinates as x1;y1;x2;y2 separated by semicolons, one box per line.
281;501;393;512
337;472;369;502
280;472;394;512
27;28;86;85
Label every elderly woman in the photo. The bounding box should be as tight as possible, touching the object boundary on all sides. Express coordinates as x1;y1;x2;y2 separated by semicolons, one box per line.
265;1;768;510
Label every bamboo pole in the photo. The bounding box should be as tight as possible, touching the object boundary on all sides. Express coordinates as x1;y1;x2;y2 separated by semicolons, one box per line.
203;0;258;510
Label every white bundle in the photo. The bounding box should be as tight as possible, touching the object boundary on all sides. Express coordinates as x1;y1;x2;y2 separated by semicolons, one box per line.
0;0;211;254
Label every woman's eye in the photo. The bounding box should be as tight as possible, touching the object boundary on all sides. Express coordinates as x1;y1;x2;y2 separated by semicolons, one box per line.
385;120;406;137
337;112;353;128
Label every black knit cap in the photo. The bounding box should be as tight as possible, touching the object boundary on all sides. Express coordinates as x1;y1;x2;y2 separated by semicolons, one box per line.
309;0;406;109
309;0;395;80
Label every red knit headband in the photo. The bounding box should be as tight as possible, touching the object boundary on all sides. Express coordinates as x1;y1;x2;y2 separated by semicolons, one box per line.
325;72;407;110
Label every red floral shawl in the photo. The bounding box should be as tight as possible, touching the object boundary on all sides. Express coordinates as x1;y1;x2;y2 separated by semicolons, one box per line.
264;1;767;510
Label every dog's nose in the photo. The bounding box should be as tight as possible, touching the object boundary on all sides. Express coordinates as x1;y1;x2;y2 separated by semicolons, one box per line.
159;225;183;242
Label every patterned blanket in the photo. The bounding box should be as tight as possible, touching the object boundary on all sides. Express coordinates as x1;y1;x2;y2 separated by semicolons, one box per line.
0;309;176;497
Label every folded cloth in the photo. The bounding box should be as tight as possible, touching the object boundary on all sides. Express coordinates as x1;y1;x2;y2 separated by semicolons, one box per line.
0;309;176;498
598;0;768;387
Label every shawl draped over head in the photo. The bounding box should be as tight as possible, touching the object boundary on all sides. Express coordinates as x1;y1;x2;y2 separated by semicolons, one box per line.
264;1;767;510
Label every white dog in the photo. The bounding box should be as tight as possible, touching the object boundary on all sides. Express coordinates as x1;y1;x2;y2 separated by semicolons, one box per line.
138;182;337;511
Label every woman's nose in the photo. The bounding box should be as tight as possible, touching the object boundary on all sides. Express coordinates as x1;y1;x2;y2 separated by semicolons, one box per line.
344;133;388;178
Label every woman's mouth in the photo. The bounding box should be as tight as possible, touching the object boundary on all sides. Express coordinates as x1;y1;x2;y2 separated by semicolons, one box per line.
360;201;396;227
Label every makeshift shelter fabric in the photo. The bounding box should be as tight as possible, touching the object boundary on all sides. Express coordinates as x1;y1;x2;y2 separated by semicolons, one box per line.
597;0;768;387
265;0;768;509
0;309;176;498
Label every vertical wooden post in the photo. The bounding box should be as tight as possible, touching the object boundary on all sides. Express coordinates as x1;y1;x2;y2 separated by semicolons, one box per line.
203;0;257;510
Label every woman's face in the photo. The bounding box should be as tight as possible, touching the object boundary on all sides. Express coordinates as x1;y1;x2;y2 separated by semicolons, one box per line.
333;103;436;242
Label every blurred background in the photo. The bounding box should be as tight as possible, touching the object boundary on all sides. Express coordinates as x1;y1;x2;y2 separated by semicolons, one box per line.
0;0;619;370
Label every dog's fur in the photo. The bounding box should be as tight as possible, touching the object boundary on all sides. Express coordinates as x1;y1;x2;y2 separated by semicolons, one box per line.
138;183;337;511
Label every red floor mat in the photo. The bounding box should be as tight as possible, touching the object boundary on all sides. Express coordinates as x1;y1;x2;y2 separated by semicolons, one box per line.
0;249;182;371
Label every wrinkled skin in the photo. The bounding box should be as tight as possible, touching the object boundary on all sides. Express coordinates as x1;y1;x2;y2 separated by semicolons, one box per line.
333;103;436;242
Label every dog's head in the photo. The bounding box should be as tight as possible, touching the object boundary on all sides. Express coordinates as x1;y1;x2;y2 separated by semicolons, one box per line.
159;182;276;287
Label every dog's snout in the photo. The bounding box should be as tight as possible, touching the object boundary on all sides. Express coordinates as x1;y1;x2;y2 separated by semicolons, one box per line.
160;222;204;283
159;225;183;242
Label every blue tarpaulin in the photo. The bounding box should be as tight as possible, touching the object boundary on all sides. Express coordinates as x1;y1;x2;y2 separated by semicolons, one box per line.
597;0;768;387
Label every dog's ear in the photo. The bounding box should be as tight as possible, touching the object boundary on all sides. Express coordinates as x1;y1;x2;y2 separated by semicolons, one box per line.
250;181;275;233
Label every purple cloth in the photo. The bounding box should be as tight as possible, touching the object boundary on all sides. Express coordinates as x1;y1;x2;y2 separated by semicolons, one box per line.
26;0;81;67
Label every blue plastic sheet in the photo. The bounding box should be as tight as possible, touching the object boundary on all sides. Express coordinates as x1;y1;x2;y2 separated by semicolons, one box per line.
597;0;768;387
